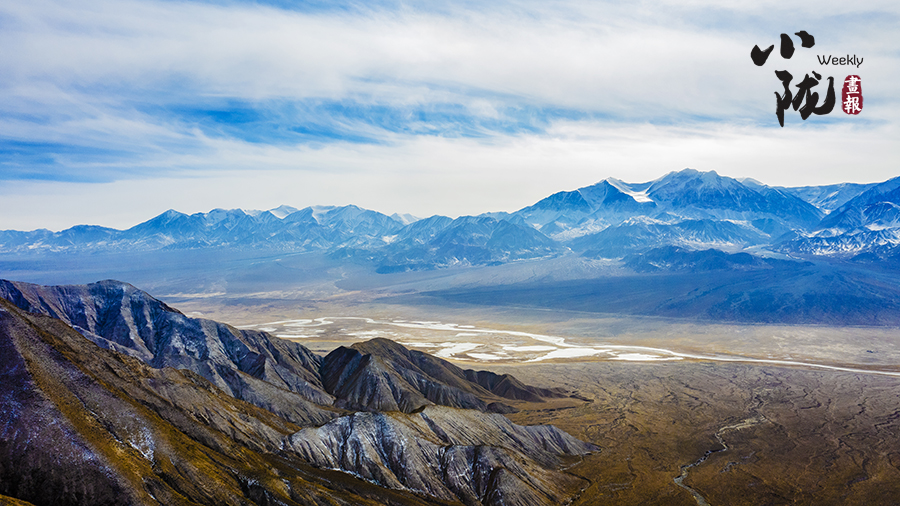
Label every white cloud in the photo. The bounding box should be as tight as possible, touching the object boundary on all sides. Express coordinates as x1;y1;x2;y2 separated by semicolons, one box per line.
4;0;895;114
2;119;896;231
0;0;897;230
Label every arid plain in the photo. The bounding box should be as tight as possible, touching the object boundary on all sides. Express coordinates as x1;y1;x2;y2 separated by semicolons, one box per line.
168;293;900;505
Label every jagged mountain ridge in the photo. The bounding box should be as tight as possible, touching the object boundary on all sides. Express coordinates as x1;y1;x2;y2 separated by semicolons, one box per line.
0;169;890;269
351;215;561;273
322;338;567;413
516;169;823;242
777;176;900;259
0;279;336;425
0;279;595;506
779;182;879;214
622;246;804;273
0;280;569;416
0;296;410;506
574;217;770;258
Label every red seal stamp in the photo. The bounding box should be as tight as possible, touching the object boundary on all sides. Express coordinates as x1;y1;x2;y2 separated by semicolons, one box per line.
842;75;862;115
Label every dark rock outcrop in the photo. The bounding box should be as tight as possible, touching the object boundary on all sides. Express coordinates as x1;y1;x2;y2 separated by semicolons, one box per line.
322;338;566;413
285;406;596;506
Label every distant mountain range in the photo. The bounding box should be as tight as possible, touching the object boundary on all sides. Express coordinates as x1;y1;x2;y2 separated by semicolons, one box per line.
2;169;898;270
3;169;900;326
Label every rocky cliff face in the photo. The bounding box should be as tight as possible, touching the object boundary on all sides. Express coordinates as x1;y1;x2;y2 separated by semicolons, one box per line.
0;279;335;424
0;301;138;506
0;297;395;506
286;406;595;506
0;280;596;506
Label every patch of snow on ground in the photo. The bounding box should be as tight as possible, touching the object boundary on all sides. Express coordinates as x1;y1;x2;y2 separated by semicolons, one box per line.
129;427;155;461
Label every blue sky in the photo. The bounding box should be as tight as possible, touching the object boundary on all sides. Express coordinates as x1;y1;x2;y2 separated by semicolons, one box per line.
0;0;898;230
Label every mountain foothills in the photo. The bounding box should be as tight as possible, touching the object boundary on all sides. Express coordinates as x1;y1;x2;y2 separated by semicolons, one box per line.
0;279;596;506
2;169;898;265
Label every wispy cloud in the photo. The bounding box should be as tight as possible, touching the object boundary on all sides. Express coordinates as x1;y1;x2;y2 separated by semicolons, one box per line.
0;0;897;228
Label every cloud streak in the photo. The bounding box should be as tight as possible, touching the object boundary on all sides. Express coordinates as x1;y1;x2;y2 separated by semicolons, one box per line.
0;0;897;228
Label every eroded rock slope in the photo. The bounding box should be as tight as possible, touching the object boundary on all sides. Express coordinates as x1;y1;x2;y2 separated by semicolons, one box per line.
0;279;596;506
323;337;567;413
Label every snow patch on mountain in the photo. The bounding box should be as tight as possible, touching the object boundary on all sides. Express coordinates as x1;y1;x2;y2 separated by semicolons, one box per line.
605;177;653;203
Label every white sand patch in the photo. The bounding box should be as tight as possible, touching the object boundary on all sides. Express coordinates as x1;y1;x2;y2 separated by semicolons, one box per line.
264;317;379;328
347;330;386;337
283;320;314;327
434;342;481;358
258;327;277;332
247;319;309;326
610;353;682;361
250;314;900;378
456;332;478;337
467;353;504;361
270;315;575;348
503;345;558;352
528;348;608;361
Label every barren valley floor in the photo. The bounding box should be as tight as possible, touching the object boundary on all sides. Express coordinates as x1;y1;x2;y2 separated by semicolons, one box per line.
167;296;900;505
496;360;900;505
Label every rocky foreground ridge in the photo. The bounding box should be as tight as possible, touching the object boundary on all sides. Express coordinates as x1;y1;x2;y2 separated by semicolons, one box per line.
0;279;596;506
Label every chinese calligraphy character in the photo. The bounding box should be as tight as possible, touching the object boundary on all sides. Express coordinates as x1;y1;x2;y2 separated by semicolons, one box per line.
751;31;835;127
751;31;815;66
773;70;835;127
842;75;863;115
